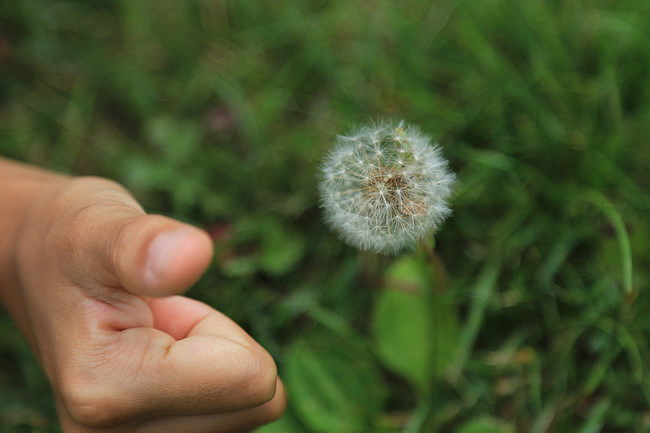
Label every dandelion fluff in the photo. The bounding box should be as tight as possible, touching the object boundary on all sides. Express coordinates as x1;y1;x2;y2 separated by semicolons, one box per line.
319;121;455;254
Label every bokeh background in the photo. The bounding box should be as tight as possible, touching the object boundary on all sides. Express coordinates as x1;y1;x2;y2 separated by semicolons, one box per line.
1;1;650;432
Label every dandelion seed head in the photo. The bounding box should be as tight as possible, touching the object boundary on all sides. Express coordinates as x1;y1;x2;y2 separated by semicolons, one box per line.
319;121;455;254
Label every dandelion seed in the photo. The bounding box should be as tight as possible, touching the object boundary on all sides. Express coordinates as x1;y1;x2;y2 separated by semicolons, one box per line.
319;121;455;254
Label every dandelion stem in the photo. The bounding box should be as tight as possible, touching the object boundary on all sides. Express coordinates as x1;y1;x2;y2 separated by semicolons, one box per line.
417;240;448;292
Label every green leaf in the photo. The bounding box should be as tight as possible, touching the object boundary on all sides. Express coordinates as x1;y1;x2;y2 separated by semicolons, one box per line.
144;116;201;165
455;417;515;433
285;336;385;433
584;190;633;294
219;255;258;277
450;260;500;382
259;219;306;276
372;255;458;392
254;412;308;433
577;399;610;433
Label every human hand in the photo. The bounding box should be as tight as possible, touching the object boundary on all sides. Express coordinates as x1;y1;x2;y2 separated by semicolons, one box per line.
5;175;285;432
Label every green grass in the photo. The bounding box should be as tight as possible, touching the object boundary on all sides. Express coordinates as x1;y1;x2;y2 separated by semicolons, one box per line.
1;0;650;432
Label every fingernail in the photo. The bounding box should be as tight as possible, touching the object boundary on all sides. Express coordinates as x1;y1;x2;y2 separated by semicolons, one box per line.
146;228;192;284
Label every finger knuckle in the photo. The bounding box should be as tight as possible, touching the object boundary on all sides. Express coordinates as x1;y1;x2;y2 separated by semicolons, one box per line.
236;344;279;406
42;177;133;243
59;379;128;428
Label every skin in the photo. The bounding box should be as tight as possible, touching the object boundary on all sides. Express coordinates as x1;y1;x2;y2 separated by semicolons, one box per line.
0;157;286;432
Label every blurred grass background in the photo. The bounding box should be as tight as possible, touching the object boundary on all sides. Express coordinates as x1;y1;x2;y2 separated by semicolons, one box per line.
1;0;650;432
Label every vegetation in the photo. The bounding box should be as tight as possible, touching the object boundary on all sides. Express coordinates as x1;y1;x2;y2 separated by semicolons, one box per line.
1;0;649;432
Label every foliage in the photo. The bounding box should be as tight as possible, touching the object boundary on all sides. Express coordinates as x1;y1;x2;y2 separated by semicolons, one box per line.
1;0;650;432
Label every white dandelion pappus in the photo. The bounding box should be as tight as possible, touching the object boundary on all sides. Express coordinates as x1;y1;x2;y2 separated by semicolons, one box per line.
319;121;455;254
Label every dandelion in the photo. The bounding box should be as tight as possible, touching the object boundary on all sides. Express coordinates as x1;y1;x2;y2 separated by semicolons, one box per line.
319;121;455;254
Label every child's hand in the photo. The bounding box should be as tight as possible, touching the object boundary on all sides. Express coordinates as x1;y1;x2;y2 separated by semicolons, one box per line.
4;174;285;432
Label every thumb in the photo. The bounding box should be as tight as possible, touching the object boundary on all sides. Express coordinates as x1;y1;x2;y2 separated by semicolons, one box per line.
102;214;214;297
56;177;214;297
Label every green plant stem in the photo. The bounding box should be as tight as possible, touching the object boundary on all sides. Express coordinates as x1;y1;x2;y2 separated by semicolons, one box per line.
449;259;500;383
418;240;448;292
584;190;634;295
404;394;434;433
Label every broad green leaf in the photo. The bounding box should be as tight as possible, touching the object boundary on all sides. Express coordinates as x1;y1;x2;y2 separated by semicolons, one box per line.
285;337;385;433
373;287;430;389
372;255;458;391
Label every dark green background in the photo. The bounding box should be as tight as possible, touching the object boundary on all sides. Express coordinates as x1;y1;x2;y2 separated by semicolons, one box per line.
1;1;649;432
